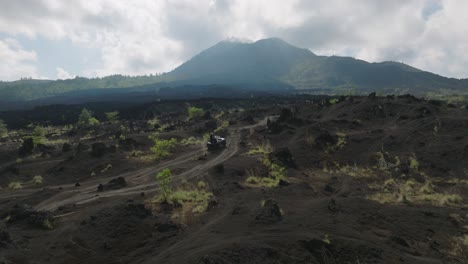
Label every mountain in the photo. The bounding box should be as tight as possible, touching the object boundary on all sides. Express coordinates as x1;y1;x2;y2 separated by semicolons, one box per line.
0;38;467;104
168;38;313;85
168;38;468;95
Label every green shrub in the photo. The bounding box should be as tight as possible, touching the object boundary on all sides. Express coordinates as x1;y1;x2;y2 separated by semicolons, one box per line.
409;156;419;171
246;141;272;155
167;189;214;213
188;106;204;120
105;111;119;123
42;219;54;230
8;181;22;190
32;175;43;185
26;126;46;145
156;168;173;202
149;132;177;160
77;108;100;126
197;181;206;189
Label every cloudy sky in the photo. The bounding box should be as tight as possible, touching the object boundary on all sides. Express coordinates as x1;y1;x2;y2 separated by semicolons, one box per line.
0;0;467;81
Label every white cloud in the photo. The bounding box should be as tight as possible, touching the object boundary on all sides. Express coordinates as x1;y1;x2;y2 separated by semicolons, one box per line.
0;38;42;81
0;0;467;79
56;67;75;79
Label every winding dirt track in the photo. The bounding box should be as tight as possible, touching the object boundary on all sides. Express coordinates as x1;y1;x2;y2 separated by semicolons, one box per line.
29;117;271;211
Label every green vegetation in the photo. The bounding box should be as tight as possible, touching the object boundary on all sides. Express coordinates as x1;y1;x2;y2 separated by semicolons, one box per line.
0;74;172;101
214;120;229;134
246;157;287;187
154;168;214;214
409;156;419;171
322;234;331;245
8;181;23;190
197;181;206;189
155;168;173;202
188;106;204;120
167;189;214;213
147;118;159;128
329;98;339;104
105;111;120;123
25;126;46;146
0;119;7;137
368;177;463;206
77;108;100;126
148;132;177;160
180;136;203;145
333;132;347;151
32;175;43;185
246;141;273;155
42;219;54;230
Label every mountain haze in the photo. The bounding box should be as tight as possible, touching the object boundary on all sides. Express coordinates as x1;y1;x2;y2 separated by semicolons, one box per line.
0;38;467;103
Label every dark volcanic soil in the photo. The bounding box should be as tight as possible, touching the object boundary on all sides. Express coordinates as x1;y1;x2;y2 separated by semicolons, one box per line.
0;95;467;263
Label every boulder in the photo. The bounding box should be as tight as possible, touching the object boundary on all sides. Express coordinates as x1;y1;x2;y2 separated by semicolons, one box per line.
255;199;282;223
268;147;296;168
37;144;55;156
0;229;12;248
62;143;72;152
7;204;53;229
91;142;107;157
118;138;137;151
76;143;90;153
18;138;34;156
104;177;127;190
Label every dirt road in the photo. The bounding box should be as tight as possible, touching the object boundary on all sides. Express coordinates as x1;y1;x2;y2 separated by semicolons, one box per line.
32;117;272;211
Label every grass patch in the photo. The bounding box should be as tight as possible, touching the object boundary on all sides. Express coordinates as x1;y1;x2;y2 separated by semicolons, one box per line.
245;157;287;188
368;177;463;206
180;136;203;146
246;141;272;155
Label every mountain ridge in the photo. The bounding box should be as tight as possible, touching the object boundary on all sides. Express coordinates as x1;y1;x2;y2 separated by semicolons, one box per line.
0;37;467;102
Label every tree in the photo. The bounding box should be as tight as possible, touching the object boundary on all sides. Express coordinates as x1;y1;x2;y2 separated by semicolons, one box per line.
31;126;46;145
78;108;100;126
188;106;204;120
0;119;7;137
105;111;119;123
156;168;172;202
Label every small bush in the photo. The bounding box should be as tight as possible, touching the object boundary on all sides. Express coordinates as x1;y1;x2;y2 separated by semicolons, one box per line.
188;107;204;120
409;156;419;171
166;189;214;213
42;219;54;230
149;132;177;160
26;126;46;146
197;181;206;189
105;111;119;123
77;108;100;126
156;168;173;202
32;175;43;185
246;141;273;155
8;181;22;190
